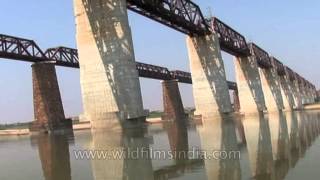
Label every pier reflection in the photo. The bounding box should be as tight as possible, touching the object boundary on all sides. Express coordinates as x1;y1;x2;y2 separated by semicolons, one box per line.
90;125;154;180
23;110;320;180
197;114;241;180
242;113;274;179
32;133;74;180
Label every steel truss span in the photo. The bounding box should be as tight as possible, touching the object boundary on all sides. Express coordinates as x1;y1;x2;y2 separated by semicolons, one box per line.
211;17;250;57
127;0;210;36
0;34;237;89
249;43;272;69
271;57;285;76
0;34;47;62
45;47;79;68
0;34;314;90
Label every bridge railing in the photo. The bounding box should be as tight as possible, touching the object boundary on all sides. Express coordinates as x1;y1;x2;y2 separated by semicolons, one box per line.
248;43;272;69
127;0;210;35
170;70;192;83
271;57;285;76
0;34;47;62
45;47;79;68
285;67;296;81
136;62;172;80
210;17;250;57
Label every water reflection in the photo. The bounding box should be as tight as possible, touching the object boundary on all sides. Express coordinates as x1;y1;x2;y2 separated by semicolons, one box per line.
242;113;274;179
197;114;241;180
90;126;154;180
31;133;74;180
3;111;320;180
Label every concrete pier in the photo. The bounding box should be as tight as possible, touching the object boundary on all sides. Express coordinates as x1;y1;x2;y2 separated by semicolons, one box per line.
292;79;303;109
279;73;295;111
233;90;240;112
74;0;146;128
186;34;232;116
30;62;71;132
161;80;186;121
298;84;308;105
259;64;284;112
234;56;266;114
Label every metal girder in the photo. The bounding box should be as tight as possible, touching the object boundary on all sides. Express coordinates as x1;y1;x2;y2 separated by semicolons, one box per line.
227;81;238;91
43;48;238;89
285;67;295;81
136;62;171;80
127;0;210;36
271;57;285;76
45;47;79;68
249;43;272;69
170;70;192;83
210;17;250;57
295;73;302;84
0;34;47;62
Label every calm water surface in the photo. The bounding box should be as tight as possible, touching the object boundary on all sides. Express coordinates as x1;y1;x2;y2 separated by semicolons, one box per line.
1;110;320;180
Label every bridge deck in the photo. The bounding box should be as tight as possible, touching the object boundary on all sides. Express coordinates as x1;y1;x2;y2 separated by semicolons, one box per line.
0;34;238;90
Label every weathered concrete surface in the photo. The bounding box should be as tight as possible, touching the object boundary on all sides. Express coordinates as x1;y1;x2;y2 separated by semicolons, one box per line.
161;80;186;121
259;67;284;112
298;84;308;105
291;80;303;109
186;34;232;116
74;0;147;128
234;56;266;114
233;90;240;112
30;62;71;132
279;73;295;111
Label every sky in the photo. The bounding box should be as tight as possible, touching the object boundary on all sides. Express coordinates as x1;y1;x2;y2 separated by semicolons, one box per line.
0;0;319;123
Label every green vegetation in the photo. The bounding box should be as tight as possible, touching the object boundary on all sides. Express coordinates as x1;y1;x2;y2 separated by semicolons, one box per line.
147;107;195;118
0;122;31;130
148;111;163;118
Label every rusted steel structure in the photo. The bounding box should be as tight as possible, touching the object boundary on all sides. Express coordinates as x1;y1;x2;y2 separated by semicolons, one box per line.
0;34;47;62
248;43;272;69
0;34;238;90
45;47;79;68
210;17;250;57
127;0;210;35
271;57;286;76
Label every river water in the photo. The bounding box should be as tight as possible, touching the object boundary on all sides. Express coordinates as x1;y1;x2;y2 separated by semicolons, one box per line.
1;110;320;180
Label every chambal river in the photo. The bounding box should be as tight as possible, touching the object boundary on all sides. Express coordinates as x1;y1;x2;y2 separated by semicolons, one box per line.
1;110;320;180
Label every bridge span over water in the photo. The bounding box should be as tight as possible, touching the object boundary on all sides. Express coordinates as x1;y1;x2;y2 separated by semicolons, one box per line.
0;0;317;132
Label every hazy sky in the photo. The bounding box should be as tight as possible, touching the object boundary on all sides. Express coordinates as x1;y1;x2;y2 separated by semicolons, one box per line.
0;0;319;123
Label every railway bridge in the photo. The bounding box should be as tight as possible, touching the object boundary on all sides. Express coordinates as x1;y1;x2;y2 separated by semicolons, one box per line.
0;0;317;132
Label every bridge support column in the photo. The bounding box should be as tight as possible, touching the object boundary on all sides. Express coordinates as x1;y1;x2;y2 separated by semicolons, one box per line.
74;0;147;128
30;62;72;133
311;87;317;103
259;68;284;112
292;80;303;109
161;80;186;121
234;56;266;114
306;86;313;104
300;86;307;105
279;75;295;111
186;34;232;116
233;90;240;112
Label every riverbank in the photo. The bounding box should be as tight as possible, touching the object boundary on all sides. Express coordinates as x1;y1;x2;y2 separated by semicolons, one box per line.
304;102;320;110
0;117;164;136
